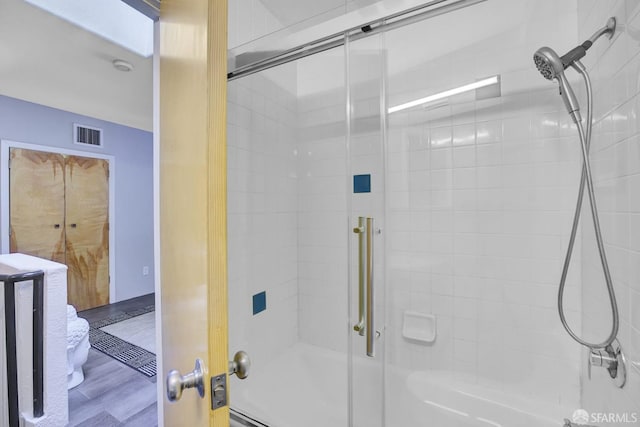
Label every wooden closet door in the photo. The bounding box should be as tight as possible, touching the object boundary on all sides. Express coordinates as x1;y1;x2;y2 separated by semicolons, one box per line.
9;148;66;264
65;155;109;310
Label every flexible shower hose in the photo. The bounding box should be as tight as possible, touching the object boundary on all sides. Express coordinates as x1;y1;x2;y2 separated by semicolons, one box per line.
557;60;619;350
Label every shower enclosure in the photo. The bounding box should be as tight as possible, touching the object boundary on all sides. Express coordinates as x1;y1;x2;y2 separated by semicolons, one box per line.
226;0;623;425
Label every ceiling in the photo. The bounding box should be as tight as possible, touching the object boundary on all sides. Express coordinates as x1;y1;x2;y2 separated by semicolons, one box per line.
0;0;153;131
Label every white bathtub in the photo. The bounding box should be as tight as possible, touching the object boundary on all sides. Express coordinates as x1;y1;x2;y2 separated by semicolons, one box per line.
388;370;572;427
230;343;573;427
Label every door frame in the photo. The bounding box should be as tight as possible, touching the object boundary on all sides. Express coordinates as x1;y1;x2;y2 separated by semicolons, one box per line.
0;139;117;303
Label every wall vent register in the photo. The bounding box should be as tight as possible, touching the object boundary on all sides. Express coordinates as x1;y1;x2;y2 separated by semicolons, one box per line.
74;124;103;147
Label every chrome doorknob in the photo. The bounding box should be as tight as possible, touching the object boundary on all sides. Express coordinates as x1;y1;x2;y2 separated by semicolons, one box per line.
229;351;250;379
166;358;205;402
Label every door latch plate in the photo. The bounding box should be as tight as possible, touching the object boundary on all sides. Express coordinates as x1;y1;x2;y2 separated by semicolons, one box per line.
211;374;227;410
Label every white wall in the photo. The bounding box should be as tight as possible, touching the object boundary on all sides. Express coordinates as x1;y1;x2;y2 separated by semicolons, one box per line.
579;0;640;422
0;95;154;303
0;254;68;427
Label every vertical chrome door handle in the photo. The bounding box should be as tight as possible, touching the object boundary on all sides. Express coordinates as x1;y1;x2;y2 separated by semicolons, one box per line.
365;217;375;357
166;359;205;402
353;216;375;357
353;217;365;336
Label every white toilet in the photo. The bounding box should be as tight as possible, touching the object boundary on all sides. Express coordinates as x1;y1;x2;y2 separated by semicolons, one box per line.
66;305;90;389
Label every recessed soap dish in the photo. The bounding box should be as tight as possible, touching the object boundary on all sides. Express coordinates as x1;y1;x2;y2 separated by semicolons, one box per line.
402;311;436;344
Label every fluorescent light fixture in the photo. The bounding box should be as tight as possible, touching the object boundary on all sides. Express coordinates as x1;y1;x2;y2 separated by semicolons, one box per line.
25;0;154;57
388;75;500;114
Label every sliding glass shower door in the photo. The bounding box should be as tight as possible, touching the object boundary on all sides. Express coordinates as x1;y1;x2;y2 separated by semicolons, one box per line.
226;32;389;427
346;31;386;427
227;2;582;426
226;47;358;427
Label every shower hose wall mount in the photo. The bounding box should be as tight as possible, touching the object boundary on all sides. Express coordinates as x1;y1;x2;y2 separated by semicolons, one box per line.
588;339;626;388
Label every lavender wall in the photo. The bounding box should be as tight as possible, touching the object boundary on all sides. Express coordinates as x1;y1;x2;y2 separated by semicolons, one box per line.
0;95;154;302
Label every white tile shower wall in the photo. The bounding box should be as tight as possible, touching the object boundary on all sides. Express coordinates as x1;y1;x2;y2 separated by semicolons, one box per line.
578;0;640;422
384;0;583;409
227;70;299;371
296;83;350;353
386;93;583;407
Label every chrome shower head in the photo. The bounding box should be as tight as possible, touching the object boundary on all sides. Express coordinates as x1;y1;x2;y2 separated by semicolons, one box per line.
532;17;616;124
533;46;581;123
533;46;564;80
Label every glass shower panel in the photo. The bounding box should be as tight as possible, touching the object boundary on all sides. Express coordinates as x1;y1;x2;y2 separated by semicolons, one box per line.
227;48;351;427
382;1;583;426
346;32;386;427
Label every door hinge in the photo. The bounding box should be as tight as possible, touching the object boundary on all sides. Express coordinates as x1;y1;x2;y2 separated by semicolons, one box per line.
8;157;11;169
211;374;227;410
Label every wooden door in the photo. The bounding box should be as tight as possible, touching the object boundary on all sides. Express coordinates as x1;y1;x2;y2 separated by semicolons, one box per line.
159;0;228;425
9;147;109;311
65;155;110;311
9;148;66;263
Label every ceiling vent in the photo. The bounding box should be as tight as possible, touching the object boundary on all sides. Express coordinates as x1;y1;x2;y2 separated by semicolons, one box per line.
74;124;103;148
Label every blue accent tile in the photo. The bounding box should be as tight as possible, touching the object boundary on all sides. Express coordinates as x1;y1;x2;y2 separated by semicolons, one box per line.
252;291;266;315
353;174;371;193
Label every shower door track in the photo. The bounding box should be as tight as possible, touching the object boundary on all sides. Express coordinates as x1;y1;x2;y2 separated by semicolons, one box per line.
230;408;270;427
227;0;486;81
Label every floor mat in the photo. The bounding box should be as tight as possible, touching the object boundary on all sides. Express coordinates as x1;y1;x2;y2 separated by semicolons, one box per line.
100;312;156;353
87;305;156;377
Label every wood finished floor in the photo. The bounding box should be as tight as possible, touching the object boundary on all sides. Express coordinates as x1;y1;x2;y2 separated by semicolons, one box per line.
69;294;158;427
